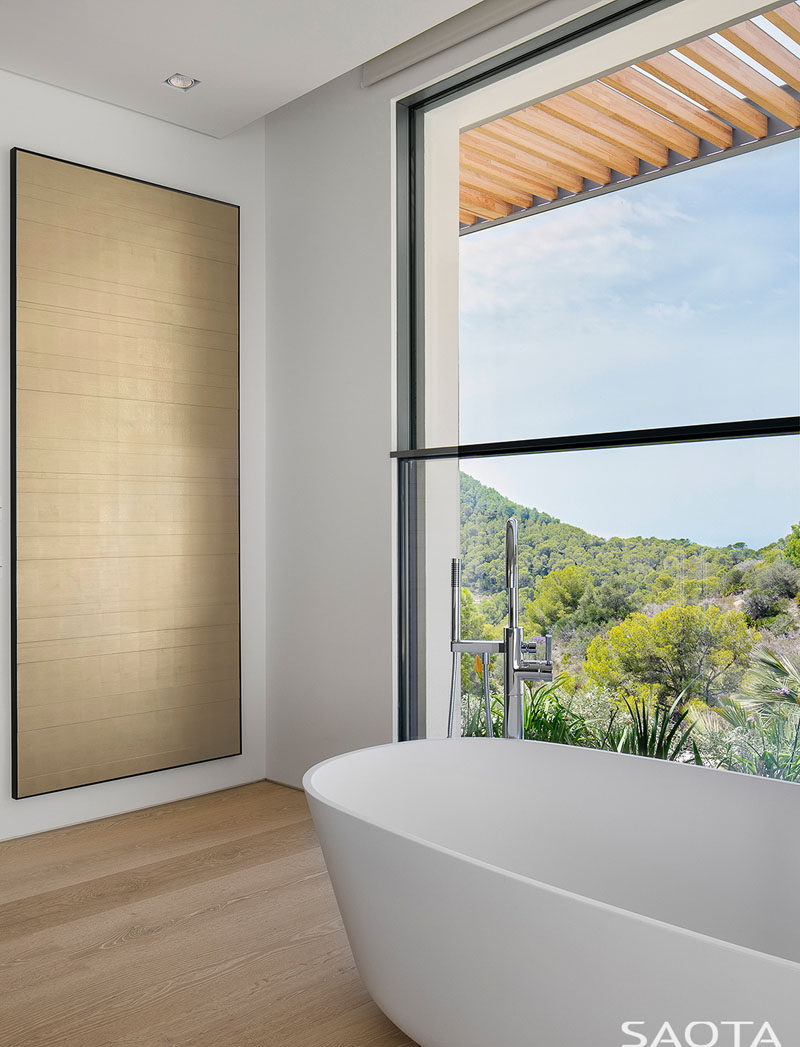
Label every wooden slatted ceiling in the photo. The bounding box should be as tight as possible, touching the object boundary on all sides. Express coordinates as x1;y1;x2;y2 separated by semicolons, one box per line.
460;2;800;229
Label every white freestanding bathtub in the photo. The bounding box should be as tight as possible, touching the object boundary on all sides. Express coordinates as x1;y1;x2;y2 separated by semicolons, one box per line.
304;739;800;1047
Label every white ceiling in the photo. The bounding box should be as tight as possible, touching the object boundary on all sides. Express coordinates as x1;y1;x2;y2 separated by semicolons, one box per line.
0;0;482;138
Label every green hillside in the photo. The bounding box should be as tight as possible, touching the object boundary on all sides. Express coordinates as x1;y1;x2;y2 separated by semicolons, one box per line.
457;472;800;778
460;470;773;628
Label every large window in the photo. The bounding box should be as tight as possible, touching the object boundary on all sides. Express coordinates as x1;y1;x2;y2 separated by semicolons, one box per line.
396;0;800;781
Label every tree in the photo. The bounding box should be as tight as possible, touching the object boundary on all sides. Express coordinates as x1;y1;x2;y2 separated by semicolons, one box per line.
522;565;593;634
575;578;637;627
584;603;759;708
783;523;800;569
742;560;800;621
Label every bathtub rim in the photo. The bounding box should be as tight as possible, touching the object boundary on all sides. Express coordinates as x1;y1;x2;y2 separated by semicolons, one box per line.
303;737;800;974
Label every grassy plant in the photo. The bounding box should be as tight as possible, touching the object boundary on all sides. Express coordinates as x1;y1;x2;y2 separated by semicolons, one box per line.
461;693;496;737
521;678;595;746
743;645;800;716
617;694;703;763
592;690;702;763
461;676;593;745
704;693;800;781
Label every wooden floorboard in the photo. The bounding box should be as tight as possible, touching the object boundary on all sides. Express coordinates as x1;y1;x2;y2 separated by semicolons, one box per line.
0;782;418;1047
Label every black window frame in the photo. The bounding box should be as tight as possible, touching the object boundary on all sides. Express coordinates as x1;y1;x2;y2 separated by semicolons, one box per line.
394;0;800;740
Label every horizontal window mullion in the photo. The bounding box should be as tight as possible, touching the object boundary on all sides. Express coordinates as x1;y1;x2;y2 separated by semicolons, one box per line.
391;416;800;462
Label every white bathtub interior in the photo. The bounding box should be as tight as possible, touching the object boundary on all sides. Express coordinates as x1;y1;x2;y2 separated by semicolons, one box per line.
308;739;800;965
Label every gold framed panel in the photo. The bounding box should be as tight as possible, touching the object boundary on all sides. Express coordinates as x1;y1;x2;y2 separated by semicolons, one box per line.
11;149;241;798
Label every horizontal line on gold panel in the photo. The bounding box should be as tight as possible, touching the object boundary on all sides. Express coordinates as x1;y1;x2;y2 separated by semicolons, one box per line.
18;275;238;328
18;671;240;711
17;351;238;389
18;602;240;622
18;434;238;457
18;555;236;567
18;298;238;339
17;738;240;797
17;337;239;366
18;636;238;656
17;726;241;784
16;550;238;570
18;215;238;267
18;693;239;730
18;603;240;634
16;327;240;366
17;530;237;545
17;392;238;443
16;492;239;505
17;203;239;267
19;182;239;238
17;456;237;477
17;598;240;616
17;471;238;485
18;263;237;311
17;750;238;796
17;530;238;541
17;467;238;483
17;310;238;354
18;678;239;715
18;690;241;731
20;169;238;234
19;183;238;243
16;657;240;707
17;514;239;526
18;619;237;661
20;633;240;666
17;375;238;411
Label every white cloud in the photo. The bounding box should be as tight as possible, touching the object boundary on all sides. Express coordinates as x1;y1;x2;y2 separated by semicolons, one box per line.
644;300;696;322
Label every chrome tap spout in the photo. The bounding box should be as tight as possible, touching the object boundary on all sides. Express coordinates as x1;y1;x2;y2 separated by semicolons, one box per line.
506;517;519;629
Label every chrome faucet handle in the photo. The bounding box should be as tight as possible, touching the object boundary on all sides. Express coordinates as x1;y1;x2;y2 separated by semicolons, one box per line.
521;635;553;664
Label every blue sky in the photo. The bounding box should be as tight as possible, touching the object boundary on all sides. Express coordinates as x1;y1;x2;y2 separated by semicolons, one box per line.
459;140;800;548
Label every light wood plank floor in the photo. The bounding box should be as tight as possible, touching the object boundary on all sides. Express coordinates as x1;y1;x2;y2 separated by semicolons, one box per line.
0;782;418;1047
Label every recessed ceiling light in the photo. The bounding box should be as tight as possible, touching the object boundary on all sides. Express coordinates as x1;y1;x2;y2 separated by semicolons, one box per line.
164;73;200;91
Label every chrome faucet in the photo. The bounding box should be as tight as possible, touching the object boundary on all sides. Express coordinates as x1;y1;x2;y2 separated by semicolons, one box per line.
448;517;553;739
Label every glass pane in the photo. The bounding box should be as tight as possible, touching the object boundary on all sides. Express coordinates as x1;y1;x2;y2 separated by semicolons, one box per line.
459;141;800;443
450;437;800;782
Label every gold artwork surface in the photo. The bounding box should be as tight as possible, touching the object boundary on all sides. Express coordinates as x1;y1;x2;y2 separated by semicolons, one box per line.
12;151;240;797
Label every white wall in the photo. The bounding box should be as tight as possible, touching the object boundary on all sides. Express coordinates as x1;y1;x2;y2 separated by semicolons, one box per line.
262;0;607;785
0;70;267;840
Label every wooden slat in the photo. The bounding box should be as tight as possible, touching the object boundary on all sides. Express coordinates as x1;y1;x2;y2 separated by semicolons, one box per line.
720;20;800;93
569;80;700;157
460;130;560;198
461;145;562;198
460;165;533;209
763;3;800;48
507;106;640;176
475;122;584;192
457;6;800;230
459;209;478;226
459;185;513;219
602;67;733;149
679;37;800;127
537;94;670;167
504;113;611;182
638;53;768;138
